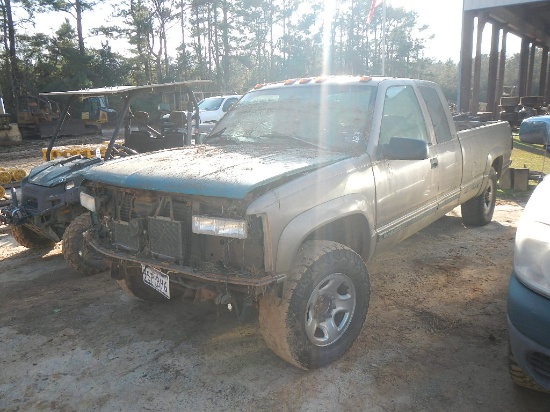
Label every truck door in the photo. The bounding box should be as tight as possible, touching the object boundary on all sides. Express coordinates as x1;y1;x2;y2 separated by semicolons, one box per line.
418;85;462;212
372;85;439;245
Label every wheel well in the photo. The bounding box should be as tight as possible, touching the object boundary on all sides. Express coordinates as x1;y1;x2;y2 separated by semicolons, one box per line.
304;214;369;258
492;156;503;178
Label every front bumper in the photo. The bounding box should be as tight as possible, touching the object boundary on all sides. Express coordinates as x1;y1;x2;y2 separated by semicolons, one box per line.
507;271;550;390
85;231;286;291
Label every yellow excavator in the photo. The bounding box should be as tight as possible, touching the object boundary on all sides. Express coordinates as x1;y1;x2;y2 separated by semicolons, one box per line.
17;94;116;139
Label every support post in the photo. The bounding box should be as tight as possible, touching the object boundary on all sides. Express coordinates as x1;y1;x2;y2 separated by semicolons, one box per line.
472;15;487;114
519;38;530;97
527;42;536;96
539;46;548;99
459;11;475;113
487;24;500;114
497;30;508;104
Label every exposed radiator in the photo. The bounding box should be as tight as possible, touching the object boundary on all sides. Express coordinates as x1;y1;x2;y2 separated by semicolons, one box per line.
148;217;186;260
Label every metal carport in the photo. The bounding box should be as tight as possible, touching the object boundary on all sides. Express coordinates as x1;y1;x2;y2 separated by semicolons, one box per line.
459;0;550;116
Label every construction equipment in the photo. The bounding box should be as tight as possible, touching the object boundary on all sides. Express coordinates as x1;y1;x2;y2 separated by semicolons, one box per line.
17;95;116;139
0;167;26;207
81;95;117;129
0;92;22;146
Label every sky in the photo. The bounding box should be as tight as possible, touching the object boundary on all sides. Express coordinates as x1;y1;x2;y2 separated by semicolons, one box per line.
389;0;464;61
32;0;521;63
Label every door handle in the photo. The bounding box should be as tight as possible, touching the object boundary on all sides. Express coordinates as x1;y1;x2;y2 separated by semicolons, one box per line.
430;157;438;169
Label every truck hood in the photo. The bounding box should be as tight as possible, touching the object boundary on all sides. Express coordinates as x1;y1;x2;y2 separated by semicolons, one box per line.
26;156;102;188
83;144;349;199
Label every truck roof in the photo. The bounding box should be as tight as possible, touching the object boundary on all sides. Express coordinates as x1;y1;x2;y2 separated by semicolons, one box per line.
39;80;212;98
250;76;433;92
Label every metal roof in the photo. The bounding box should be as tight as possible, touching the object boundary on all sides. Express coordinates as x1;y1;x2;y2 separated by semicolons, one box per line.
39;80;212;97
464;0;550;47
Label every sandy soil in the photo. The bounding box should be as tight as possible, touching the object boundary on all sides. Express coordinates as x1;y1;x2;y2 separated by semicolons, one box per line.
1;142;549;411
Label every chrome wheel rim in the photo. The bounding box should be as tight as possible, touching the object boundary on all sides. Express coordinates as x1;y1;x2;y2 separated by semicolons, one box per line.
305;273;356;346
483;179;495;213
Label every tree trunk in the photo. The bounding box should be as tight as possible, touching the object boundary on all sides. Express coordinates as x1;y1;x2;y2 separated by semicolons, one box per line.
180;0;186;78
75;0;85;55
212;1;221;83
4;0;19;111
194;4;204;73
222;0;230;90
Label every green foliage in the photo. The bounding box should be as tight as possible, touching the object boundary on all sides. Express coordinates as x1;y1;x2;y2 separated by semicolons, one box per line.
0;0;467;102
13;19;131;95
421;59;459;103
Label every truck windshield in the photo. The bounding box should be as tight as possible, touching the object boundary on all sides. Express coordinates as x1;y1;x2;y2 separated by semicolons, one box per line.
208;84;376;151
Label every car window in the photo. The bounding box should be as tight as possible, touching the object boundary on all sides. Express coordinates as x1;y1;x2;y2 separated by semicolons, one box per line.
198;97;224;111
379;85;428;146
222;98;239;112
419;86;453;143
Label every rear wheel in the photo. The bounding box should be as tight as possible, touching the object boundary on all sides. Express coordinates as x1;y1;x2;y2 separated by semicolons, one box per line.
11;224;56;249
62;213;108;275
259;240;370;369
461;167;497;226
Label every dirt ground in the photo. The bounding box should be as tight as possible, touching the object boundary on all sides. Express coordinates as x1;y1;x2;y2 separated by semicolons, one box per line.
1;140;549;411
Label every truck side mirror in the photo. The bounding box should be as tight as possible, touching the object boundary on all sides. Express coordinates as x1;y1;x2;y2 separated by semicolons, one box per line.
382;137;429;160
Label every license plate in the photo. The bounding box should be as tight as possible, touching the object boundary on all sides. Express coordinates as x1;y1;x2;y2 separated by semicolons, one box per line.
142;265;170;299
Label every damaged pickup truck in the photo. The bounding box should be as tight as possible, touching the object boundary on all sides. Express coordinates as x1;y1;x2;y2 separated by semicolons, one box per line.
80;76;512;369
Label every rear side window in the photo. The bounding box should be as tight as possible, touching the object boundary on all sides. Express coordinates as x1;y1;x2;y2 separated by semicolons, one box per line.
419;86;453;143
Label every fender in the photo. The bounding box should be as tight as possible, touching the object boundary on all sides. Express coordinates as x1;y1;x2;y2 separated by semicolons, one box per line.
275;194;375;273
481;122;510;193
459;121;510;202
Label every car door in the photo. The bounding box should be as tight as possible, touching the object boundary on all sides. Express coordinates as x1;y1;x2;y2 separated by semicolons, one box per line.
418;85;463;212
372;84;439;246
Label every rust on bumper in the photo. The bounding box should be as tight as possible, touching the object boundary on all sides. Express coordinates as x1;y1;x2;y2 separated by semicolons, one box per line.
86;233;286;288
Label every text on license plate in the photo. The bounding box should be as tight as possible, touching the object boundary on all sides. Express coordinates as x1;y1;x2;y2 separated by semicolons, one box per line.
142;265;170;299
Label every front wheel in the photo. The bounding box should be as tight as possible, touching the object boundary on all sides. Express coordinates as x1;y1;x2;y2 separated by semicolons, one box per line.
62;213;108;275
461;167;497;226
259;240;370;369
11;224;56;249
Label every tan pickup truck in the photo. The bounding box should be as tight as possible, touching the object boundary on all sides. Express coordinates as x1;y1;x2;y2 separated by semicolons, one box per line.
80;76;512;369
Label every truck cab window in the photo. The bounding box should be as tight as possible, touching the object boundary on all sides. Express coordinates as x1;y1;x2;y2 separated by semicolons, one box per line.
419;86;453;143
379;85;428;146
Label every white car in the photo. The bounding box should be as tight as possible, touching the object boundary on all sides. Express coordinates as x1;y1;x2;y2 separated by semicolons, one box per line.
197;95;241;124
161;95;241;133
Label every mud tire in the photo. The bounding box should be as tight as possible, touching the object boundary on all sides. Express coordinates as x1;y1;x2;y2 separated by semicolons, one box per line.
508;347;550;393
259;240;370;370
461;167;497;226
62;213;108;276
11;224;56;249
